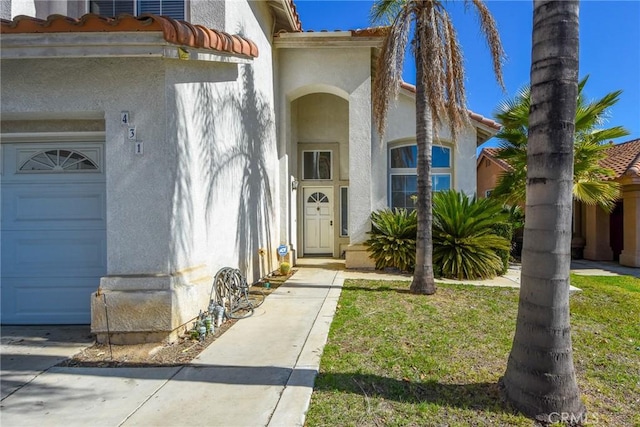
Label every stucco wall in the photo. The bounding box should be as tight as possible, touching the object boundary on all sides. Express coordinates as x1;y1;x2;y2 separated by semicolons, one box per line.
477;157;506;198
189;0;225;31
294;93;349;180
278;47;373;246
385;91;480;197
1;57;171;275
1;0;280;341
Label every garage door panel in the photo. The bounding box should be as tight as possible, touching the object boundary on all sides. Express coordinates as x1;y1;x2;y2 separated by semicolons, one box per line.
1;230;106;277
1;142;106;325
2;184;105;229
1;277;94;324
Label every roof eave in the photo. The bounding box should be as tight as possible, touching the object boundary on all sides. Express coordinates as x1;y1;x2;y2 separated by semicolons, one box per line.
274;31;385;48
0;32;254;63
266;0;302;33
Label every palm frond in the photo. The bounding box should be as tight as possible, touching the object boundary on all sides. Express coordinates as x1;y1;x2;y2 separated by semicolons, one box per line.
583;126;630;144
469;0;505;90
573;180;620;212
492;169;527;206
371;0;405;24
373;2;412;137
493;75;628;211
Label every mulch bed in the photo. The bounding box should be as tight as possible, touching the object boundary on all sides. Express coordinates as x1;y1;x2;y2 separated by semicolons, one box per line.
56;270;295;368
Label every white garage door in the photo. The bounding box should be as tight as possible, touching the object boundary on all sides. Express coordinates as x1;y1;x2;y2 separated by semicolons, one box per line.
1;143;106;324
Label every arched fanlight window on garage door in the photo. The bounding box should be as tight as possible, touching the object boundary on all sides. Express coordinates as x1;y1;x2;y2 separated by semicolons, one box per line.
19;149;99;172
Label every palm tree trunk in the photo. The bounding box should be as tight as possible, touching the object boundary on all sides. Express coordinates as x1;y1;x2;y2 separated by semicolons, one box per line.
410;26;436;295
503;0;585;422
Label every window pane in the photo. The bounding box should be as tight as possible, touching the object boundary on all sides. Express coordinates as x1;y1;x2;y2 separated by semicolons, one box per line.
405;175;417;192
303;151;331;180
90;0;134;16
391;174;404;191
138;0;185;19
139;0;161;15
390;146;417;168
160;0;185;19
432;174;451;191
391;191;406;209
391;145;450;168
432;146;451;168
340;187;348;237
390;175;417;210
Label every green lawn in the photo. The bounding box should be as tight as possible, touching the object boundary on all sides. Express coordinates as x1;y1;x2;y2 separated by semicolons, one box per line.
305;275;640;426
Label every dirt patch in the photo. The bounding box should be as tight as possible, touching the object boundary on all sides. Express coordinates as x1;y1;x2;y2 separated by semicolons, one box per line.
57;271;294;368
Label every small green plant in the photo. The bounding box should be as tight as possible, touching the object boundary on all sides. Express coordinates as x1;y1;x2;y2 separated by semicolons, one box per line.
365;208;417;272
432;190;511;280
279;262;291;275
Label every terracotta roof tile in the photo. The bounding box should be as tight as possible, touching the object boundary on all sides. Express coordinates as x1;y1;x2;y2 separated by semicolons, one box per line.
480;147;513;171
0;14;259;58
286;0;302;31
399;82;501;130
481;138;640;178
601;138;640;178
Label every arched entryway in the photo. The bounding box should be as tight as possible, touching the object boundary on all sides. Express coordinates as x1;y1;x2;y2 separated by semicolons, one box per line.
610;201;624;261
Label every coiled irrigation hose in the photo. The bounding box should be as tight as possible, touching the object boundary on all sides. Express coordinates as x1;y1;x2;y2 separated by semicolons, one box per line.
209;267;265;319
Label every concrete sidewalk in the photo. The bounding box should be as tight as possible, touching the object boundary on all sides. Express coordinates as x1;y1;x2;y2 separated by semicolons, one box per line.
0;266;344;427
1;259;637;426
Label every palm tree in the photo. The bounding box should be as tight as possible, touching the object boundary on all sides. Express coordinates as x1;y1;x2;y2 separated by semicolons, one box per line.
502;1;586;422
491;76;629;211
371;0;505;294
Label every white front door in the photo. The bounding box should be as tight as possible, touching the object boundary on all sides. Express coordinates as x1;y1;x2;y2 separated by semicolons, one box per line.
303;187;334;255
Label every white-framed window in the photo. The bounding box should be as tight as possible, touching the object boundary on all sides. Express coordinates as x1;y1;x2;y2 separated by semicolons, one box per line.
302;151;332;180
89;0;185;19
17;148;101;173
340;186;348;237
388;144;452;210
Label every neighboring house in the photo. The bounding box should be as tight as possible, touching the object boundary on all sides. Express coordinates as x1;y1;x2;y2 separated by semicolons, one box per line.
0;0;498;343
477;147;512;200
477;140;640;268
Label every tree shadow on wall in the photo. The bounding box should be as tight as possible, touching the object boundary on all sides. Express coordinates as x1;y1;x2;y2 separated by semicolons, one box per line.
197;64;275;279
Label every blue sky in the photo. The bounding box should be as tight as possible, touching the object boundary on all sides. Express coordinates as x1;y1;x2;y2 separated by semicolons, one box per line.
294;0;640;148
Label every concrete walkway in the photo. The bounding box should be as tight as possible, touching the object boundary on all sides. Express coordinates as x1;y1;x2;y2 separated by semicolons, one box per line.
1;265;343;427
1;259;637;426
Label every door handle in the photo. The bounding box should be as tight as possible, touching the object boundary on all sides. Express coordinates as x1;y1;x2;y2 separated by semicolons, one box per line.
330;220;333;226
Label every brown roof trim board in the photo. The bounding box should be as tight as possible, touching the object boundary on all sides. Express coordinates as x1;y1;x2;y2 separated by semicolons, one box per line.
0;14;259;58
399;82;501;131
478;147;513;171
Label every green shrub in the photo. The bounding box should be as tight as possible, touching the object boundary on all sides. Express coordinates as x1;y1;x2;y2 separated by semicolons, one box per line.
432;190;511;280
491;221;512;275
279;262;291;275
365;208;417;272
505;204;525;260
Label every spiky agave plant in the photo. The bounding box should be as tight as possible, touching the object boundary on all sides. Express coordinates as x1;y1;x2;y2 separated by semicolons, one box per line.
365;208;417;272
432;190;511;280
